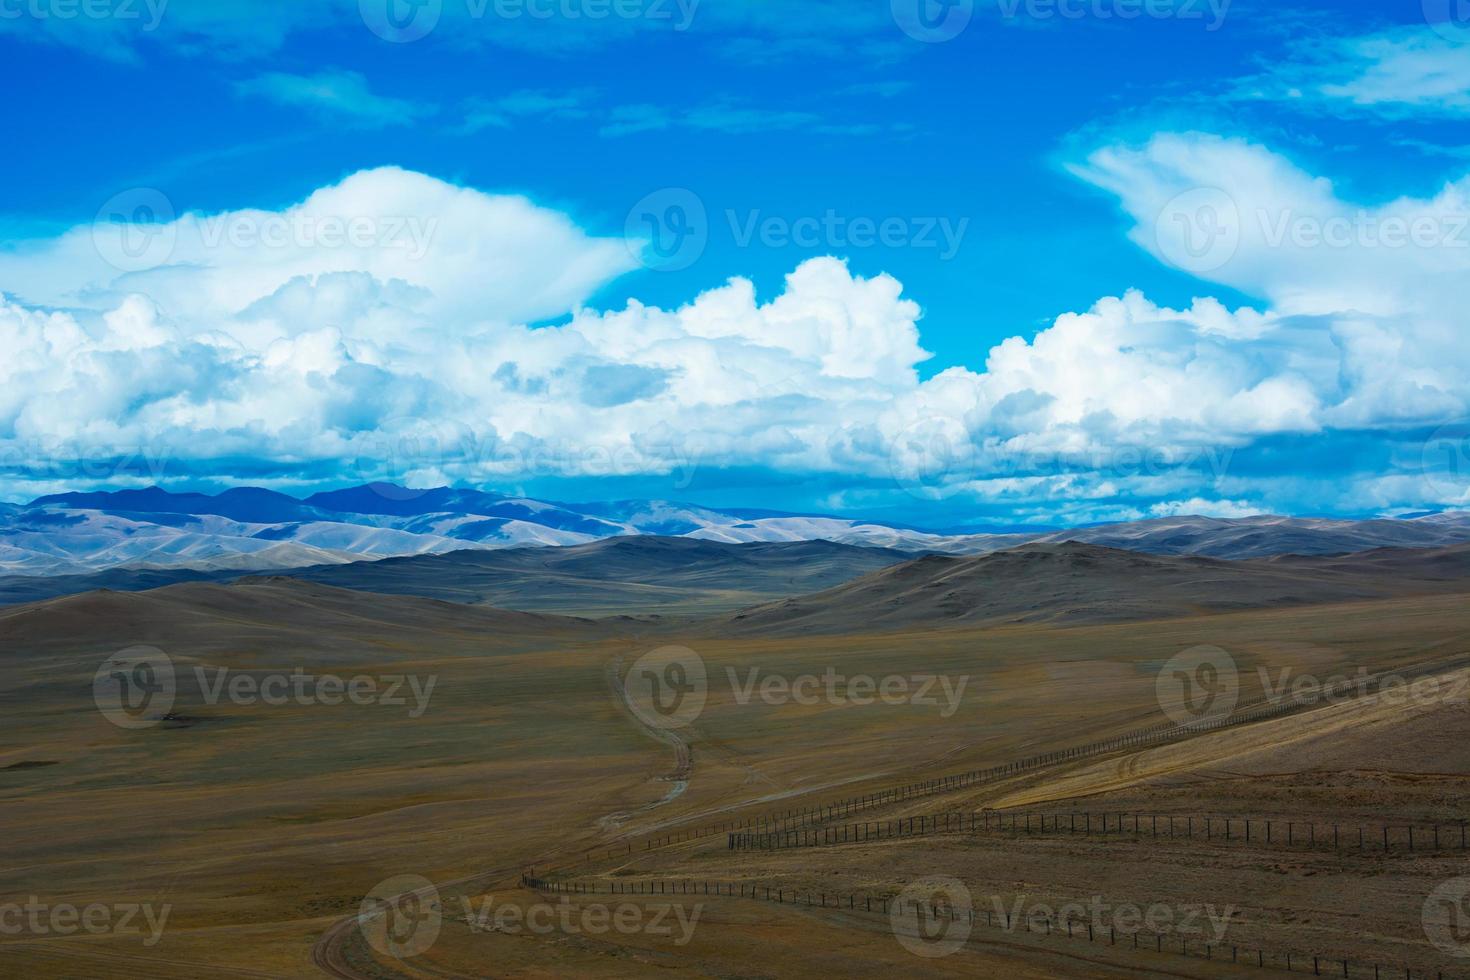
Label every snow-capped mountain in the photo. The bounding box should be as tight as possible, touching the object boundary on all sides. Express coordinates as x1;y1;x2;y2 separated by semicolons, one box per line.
1;484;932;575
4;484;1470;579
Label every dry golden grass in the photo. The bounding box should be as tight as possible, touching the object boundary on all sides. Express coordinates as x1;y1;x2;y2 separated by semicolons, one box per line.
3;584;1469;976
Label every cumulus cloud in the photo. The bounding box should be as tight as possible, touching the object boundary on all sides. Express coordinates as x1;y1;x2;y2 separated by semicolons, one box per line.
0;165;935;499
1068;133;1470;433
0;166;635;330
1;154;1468;519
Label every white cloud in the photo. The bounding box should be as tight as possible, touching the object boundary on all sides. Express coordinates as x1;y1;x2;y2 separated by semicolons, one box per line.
1;156;1468;517
1228;28;1470;118
0;0;891;63
597;99;888;138
1148;497;1259;519
0;164;935;495
235;69;433;127
456;90;595;134
0;0;324;63
0;166;635;331
1067;132;1470;436
1319;33;1470;114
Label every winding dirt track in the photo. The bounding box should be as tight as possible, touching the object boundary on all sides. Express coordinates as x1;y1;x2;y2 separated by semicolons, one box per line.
309;650;693;980
310;864;523;980
308;652;1470;978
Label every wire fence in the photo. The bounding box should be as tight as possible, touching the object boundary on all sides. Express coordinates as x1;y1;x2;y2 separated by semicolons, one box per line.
728;808;1470;854
585;652;1470;865
522;874;1467;979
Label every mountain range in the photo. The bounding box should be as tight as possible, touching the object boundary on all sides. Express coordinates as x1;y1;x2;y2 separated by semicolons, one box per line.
3;484;1470;611
0;483;993;578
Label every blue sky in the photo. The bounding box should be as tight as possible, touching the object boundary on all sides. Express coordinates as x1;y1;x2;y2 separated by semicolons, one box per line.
1;0;1468;526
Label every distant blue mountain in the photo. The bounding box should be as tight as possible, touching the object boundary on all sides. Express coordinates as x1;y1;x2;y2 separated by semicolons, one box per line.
303;484;514;517
13;484;1470;589
32;486;319;523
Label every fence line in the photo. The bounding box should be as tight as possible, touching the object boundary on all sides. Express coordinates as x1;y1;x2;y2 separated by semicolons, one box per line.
521;874;1466;979
728;807;1470;854
596;652;1470;863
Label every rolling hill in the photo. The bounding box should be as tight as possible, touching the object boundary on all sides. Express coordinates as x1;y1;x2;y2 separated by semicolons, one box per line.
265;536;912;616
717;541;1470;634
0;576;604;661
0;537;913;615
1037;513;1470;558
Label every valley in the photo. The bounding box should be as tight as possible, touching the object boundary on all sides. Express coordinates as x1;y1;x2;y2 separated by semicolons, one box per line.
4;531;1470;976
